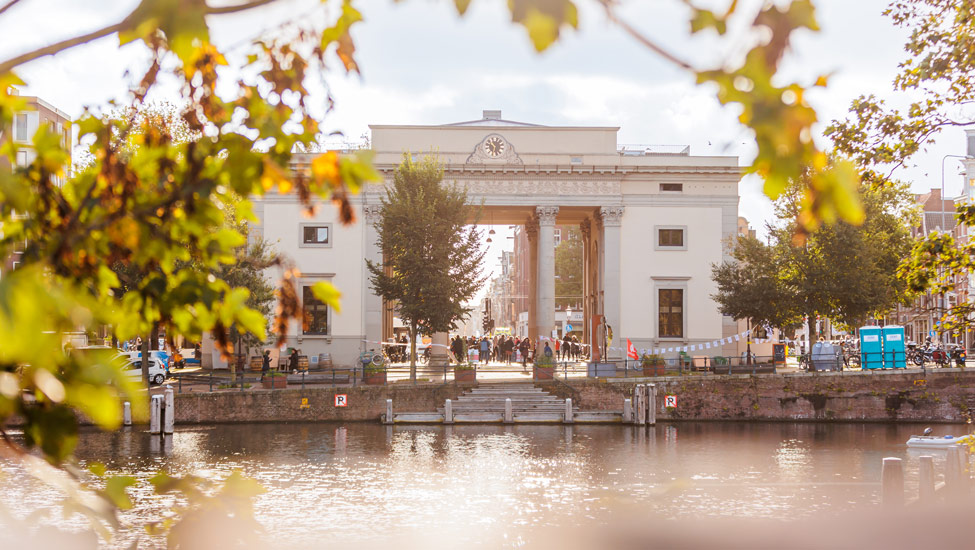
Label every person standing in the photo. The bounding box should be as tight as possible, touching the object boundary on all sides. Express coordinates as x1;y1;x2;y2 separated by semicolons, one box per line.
289;348;299;373
519;337;531;369
479;337;490;366
261;350;271;381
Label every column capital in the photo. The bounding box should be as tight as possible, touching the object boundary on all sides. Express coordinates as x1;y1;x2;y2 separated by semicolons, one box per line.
599;206;624;227
363;204;383;223
535;205;559;226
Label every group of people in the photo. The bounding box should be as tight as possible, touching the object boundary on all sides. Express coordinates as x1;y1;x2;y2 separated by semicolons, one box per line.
449;333;586;366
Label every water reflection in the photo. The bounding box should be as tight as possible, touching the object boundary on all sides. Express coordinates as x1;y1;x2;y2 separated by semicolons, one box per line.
0;422;964;549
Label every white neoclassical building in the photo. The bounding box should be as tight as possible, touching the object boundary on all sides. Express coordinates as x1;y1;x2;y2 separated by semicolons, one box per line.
251;110;741;367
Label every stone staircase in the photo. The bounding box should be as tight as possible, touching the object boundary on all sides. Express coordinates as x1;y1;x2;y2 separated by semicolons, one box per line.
391;382;622;424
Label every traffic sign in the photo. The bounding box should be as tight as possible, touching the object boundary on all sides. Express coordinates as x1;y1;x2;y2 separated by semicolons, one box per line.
335;394;348;407
929;330;936;338
665;395;677;408
565;324;573;332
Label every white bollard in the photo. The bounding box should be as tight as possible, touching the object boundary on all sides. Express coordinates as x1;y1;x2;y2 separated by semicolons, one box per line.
881;457;904;508
947;446;963;499
564;398;574;424
504;398;513;424
163;387;174;434
444;399;453;424
385;399;393;425
123;401;132;426
623;398;632;423
149;395;162;435
918;455;935;504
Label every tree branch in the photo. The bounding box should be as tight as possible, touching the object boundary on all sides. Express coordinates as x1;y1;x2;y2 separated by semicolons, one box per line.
0;21;127;75
0;0;23;17
598;0;695;72
205;0;279;15
0;0;281;75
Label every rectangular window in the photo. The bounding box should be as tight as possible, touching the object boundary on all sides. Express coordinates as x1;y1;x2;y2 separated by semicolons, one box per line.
554;228;561;246
658;228;684;247
659;288;683;338
302;286;329;335
14;113;28;141
660;183;683;192
300;223;331;247
15;150;28;167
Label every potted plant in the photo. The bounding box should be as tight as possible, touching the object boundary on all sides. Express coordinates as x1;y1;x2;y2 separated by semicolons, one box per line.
454;361;476;383
363;364;387;385
261;371;288;389
642;353;666;376
533;353;555;380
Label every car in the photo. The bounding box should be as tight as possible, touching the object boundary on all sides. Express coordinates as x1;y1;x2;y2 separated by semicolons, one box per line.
121;350;170;368
124;357;168;386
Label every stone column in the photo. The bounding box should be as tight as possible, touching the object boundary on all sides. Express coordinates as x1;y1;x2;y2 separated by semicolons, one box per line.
526;219;539;341
599;206;624;360
535;206;559;343
580;218;592;346
430;331;450;366
363;204;384;351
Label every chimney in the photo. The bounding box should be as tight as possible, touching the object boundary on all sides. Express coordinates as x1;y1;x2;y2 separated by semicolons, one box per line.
482;109;502;120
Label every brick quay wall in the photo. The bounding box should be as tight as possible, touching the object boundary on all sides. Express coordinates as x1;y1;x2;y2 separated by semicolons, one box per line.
541;369;975;423
172;370;975;424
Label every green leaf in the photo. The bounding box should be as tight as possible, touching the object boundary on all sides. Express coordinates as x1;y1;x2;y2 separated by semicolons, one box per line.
311;281;342;313
104;475;137;510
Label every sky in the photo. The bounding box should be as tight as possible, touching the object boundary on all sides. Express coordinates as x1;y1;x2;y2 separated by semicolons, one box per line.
1;0;971;286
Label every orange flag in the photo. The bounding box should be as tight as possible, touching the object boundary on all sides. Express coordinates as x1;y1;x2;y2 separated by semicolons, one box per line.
626;339;639;360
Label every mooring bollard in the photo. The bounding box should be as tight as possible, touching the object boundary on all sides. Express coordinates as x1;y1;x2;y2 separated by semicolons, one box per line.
123;401;132;426
504;398;513;424
445;399;453;424
946;446;964;499
635;385;646;426
163;387;174;435
149;395;163;435
648;384;657;425
623;398;632;423
881;457;904;508
384;399;393;425
919;455;935;504
564;398;573;423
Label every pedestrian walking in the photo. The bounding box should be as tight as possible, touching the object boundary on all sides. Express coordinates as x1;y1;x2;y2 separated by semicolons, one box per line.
519;337;531;370
289;348;299;373
261;350;271;381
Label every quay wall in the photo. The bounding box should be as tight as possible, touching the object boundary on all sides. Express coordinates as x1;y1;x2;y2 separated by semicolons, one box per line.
174;383;466;424
541;369;975;423
171;370;975;424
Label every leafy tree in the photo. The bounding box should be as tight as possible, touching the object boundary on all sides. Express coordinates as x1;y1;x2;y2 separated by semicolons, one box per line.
366;154;486;382
555;227;583;311
713;173;918;340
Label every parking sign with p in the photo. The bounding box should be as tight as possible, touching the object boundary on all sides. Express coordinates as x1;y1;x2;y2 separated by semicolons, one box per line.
334;394;348;407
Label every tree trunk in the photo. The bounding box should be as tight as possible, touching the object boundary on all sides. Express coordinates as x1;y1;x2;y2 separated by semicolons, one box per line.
409;323;417;384
140;335;150;385
807;313;817;348
150;324;159;351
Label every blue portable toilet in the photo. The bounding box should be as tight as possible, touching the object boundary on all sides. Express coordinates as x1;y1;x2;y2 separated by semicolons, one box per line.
860;326;883;370
882;325;907;369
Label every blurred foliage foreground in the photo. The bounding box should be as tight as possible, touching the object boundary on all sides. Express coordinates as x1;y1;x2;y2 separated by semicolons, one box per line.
0;0;957;546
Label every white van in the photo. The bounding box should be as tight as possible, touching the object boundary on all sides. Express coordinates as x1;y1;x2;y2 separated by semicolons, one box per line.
124;357;167;386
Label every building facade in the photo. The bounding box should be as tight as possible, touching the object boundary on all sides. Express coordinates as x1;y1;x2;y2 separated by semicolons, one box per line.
0;89;72;277
252;111;741;367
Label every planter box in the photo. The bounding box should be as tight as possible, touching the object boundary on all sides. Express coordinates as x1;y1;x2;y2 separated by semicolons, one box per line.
533;366;554;380
262;375;288;389
363;371;387;385
642;364;666;376
454;368;476;383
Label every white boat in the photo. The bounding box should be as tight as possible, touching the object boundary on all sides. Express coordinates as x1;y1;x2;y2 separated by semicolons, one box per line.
906;434;975;448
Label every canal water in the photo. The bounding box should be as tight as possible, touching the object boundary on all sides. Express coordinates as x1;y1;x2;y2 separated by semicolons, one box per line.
0;422;967;548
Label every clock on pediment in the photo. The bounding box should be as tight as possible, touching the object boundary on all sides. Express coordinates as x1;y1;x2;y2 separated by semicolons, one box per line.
466;133;523;165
